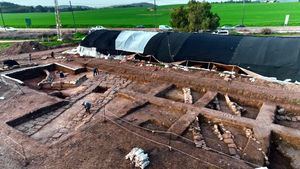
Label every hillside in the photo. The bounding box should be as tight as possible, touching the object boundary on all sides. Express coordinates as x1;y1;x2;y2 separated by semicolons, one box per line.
111;2;156;8
1;2;300;28
0;2;92;13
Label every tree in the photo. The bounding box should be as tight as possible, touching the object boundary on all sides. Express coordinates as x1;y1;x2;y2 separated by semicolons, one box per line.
170;6;189;32
170;1;220;32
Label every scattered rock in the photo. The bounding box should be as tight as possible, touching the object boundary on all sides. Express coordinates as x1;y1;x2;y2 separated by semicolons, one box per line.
222;133;231;139
277;108;285;115
228;144;237;148
228;148;237;155
224;138;234;144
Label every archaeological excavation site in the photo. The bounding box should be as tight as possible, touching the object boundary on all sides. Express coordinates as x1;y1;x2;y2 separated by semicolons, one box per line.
1;30;300;169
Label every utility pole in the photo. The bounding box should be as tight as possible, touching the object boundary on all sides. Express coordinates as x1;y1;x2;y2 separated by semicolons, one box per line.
0;3;6;28
54;0;62;40
241;0;245;26
153;0;157;28
69;1;77;32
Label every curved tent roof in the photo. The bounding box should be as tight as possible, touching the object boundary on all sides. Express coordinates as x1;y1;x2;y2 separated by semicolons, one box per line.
115;31;158;53
231;36;300;80
143;32;192;62
81;30;121;55
79;30;300;81
176;33;243;63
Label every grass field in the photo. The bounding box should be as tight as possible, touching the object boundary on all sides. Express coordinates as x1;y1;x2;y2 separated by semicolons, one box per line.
2;2;300;28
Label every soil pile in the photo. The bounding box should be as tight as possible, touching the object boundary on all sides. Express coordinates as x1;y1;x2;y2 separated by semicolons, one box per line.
3;41;48;55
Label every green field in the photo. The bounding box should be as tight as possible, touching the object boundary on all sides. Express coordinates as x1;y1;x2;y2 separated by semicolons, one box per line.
2;2;300;28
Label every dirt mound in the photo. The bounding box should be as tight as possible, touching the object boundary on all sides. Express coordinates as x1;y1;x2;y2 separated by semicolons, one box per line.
3;41;48;55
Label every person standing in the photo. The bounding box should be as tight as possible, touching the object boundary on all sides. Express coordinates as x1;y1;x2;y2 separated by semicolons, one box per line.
51;51;55;58
93;67;99;77
28;53;32;63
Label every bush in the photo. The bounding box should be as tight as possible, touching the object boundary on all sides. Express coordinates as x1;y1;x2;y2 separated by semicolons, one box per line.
261;28;272;35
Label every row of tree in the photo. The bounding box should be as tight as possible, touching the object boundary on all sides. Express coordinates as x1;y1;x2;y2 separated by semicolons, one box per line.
0;2;91;13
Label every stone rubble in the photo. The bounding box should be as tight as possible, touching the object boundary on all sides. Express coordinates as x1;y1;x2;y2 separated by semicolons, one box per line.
219;71;236;82
275;107;300;122
243;127;269;164
224;94;246;116
182;87;193;104
190;117;209;150
125;147;150;169
212;123;240;158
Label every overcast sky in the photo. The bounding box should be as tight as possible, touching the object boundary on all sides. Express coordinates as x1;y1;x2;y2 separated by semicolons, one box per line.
3;0;193;7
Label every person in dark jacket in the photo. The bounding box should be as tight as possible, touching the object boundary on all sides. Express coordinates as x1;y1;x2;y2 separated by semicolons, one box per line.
82;101;92;113
93;67;99;77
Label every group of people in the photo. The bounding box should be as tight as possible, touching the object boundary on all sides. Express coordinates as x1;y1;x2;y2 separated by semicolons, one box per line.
82;67;100;113
29;51;101;114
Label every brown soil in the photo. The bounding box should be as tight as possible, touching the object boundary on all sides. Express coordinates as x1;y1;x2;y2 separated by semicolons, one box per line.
1;49;300;169
29;120;252;169
3;41;48;56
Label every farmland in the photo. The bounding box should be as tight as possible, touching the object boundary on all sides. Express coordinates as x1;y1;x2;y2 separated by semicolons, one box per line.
1;2;300;28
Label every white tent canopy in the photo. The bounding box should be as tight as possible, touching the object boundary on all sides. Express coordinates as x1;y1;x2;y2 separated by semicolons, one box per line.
115;31;158;53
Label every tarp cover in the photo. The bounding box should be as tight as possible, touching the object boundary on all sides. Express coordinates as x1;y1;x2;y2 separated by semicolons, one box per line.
81;30;121;55
80;30;300;81
231;36;300;80
176;33;243;63
115;31;158;53
143;32;191;62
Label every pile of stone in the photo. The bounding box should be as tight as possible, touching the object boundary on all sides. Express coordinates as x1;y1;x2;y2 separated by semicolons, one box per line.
125;147;150;169
219;71;236;82
190;117;209;150
225;94;246;116
213;123;240;157
182;87;193;104
275;107;300;122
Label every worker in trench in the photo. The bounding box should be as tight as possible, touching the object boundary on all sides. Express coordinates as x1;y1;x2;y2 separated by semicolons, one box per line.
51;51;55;58
82;101;92;113
93;67;99;77
28;53;32;63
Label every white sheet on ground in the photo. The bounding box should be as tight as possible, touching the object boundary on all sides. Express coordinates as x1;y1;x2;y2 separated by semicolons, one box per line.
115;31;158;53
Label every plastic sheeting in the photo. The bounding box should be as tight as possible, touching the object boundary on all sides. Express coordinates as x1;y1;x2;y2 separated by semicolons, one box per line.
177;33;243;63
231;36;300;80
77;46;99;57
80;30;122;55
79;30;300;81
115;31;158;53
144;32;191;62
